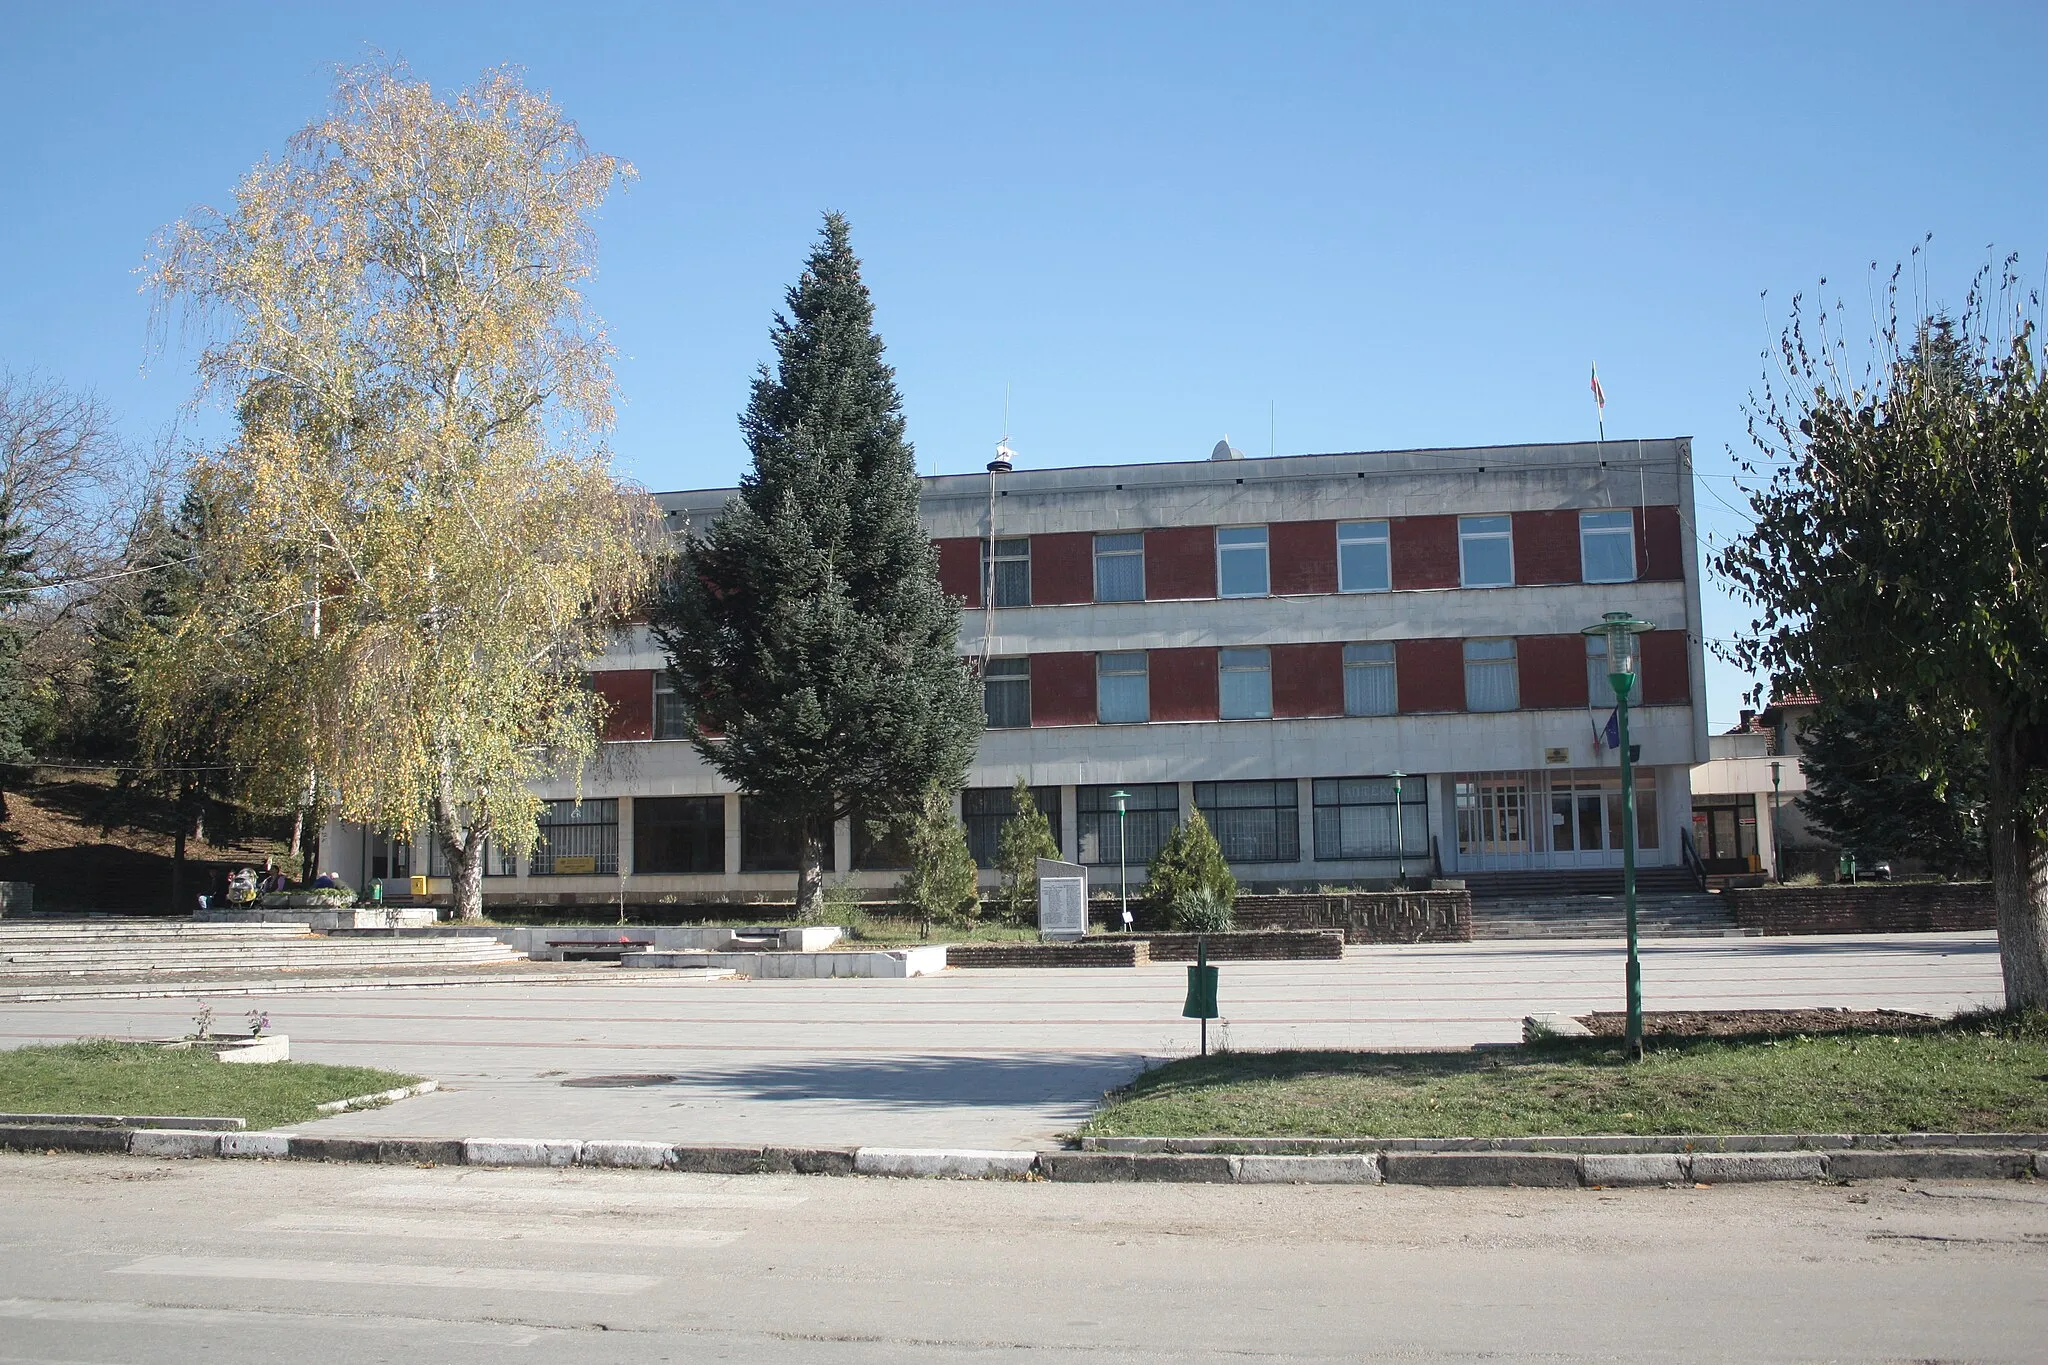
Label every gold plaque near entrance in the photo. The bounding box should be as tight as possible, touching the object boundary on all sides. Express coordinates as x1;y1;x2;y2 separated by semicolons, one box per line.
1544;746;1571;765
553;855;597;875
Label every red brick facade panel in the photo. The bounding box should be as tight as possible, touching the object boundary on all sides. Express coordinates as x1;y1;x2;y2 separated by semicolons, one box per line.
1511;510;1582;586
1636;505;1685;581
1149;646;1220;721
1638;629;1691;705
1389;516;1459;590
1270;642;1344;718
1030;531;1095;605
1395;638;1464;712
934;537;981;606
1144;526;1216;599
1515;634;1589;709
1269;520;1338;596
1029;651;1097;726
591;669;653;742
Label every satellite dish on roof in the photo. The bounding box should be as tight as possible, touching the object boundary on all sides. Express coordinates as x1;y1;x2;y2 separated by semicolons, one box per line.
1211;437;1244;461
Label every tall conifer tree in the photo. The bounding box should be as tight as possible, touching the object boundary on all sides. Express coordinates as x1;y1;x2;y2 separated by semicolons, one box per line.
654;214;980;915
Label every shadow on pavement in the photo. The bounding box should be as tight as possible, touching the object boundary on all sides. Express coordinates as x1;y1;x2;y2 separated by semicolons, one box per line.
668;1051;1148;1108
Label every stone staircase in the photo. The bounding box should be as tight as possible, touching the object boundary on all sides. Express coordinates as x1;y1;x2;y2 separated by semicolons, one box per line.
0;920;529;983
1462;869;1739;940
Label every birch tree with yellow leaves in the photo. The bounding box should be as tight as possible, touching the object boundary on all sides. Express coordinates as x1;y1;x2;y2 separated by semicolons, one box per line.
144;64;655;919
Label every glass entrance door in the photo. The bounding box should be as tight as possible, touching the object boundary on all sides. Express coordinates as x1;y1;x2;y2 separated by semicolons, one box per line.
1548;778;1625;867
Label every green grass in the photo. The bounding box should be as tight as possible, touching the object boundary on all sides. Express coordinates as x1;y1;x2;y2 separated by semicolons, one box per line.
1083;1014;2048;1138
0;1040;423;1130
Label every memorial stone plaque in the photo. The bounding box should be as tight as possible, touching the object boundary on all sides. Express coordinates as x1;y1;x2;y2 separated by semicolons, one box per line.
1036;858;1088;941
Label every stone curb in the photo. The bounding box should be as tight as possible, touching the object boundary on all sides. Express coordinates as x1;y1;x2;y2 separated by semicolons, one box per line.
314;1080;438;1114
4;1128;2043;1186
1079;1132;2048;1154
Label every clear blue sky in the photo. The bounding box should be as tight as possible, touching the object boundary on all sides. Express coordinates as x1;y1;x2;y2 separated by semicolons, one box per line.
6;2;2044;728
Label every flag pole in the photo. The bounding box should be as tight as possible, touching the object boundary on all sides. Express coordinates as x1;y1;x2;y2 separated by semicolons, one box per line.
1590;364;1606;444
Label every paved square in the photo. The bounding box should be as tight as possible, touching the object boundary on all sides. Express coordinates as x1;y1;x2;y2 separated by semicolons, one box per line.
0;933;2005;1147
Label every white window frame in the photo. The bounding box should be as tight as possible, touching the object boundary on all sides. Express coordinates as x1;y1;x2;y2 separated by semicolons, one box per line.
983;536;1031;607
1458;515;1514;588
1579;509;1637;583
1343;642;1397;716
1093;532;1145;602
653;673;691;740
1216;525;1270;598
1463;637;1519;712
1096;651;1149;724
982;656;1031;729
1218;647;1273;720
1337;520;1391;593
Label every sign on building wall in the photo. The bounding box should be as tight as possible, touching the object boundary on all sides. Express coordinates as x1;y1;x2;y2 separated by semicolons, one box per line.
1037;858;1088;940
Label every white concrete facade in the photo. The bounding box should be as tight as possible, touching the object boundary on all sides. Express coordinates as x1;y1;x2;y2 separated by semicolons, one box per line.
328;437;1711;902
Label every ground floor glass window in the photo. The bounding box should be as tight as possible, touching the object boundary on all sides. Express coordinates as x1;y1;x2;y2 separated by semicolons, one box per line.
531;799;619;875
634;796;725;875
1312;777;1428;860
1195;780;1299;863
961;785;1063;868
1076;783;1177;867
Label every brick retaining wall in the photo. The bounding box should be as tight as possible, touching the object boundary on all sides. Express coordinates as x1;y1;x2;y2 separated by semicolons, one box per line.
1232;891;1472;944
946;940;1150;968
1143;930;1345;961
1725;882;1995;935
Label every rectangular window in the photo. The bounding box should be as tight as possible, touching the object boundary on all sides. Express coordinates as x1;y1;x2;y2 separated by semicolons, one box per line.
425;836;517;877
1464;638;1518;712
1313;777;1428;860
1342;642;1397;716
653;674;692;740
983;656;1031;728
1580;509;1637;584
633;796;725;875
1195;780;1300;863
851;804;914;871
1455;776;1532;856
1096;651;1149;724
1216;525;1270;598
962;785;1063;868
983;536;1031;607
531;798;619;876
1337;520;1391;593
739;797;809;873
1093;532;1145;602
1076;783;1178;867
1458;514;1514;588
1586;635;1611;703
1217;647;1272;719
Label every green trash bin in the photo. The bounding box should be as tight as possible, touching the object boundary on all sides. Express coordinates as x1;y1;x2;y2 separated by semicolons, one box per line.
1183;936;1219;1054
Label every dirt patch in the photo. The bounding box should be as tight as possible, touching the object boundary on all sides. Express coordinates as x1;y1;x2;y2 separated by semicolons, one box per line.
1576;1008;1940;1038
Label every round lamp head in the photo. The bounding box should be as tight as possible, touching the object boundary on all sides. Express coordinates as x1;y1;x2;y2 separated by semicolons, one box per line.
1581;610;1655;683
1109;788;1129;814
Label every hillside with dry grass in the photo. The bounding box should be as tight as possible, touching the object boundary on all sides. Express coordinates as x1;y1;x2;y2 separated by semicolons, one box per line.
0;770;291;915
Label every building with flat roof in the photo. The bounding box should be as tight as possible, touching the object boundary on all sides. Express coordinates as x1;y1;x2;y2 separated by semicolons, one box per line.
329;436;1709;903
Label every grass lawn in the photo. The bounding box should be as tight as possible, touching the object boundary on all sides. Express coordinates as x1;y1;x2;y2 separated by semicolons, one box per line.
0;1041;423;1130
1083;1013;2048;1138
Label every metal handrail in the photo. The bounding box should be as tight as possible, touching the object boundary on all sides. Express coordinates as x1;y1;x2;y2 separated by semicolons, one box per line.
1679;827;1708;892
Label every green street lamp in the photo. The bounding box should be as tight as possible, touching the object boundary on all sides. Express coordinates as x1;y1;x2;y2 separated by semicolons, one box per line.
1110;789;1131;934
1389;771;1408;890
1581;610;1657;1062
1769;760;1783;885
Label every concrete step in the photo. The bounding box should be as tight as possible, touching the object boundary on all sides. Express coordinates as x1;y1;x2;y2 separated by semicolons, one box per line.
1470;891;1736;940
0;924;527;980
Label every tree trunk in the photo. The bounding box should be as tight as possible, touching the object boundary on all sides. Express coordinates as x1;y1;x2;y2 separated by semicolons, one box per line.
795;816;825;920
171;779;191;915
443;828;486;922
288;807;303;860
300;820;321;887
1985;706;2048;1009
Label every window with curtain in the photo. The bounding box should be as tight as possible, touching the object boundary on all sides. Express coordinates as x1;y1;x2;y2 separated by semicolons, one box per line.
1458;515;1514;587
1464;638;1519;711
962;785;1063;868
1076;783;1178;866
1579;509;1637;583
531;799;618;875
1218;647;1272;719
1343;642;1397;716
1096;651;1149;724
1093;532;1144;602
1337;520;1390;593
983;656;1031;728
1195;780;1299;862
653;673;692;740
1586;635;1612;703
1216;525;1269;597
983;536;1031;606
1312;776;1428;860
633;796;724;875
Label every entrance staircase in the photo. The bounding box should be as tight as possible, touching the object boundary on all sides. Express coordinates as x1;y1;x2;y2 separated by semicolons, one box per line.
1463;869;1739;940
0;920;528;989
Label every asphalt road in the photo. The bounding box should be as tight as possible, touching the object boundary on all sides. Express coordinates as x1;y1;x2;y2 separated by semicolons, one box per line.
0;933;2006;1148
0;1152;2042;1363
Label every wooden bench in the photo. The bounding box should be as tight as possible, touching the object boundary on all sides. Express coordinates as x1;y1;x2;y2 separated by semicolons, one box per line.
546;936;654;962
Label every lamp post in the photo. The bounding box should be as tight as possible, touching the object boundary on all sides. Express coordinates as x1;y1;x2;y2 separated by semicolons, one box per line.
1110;789;1130;933
1769;760;1783;884
1389;771;1407;889
1581;610;1656;1062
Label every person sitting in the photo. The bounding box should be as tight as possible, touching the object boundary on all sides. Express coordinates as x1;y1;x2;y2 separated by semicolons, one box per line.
312;871;342;889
